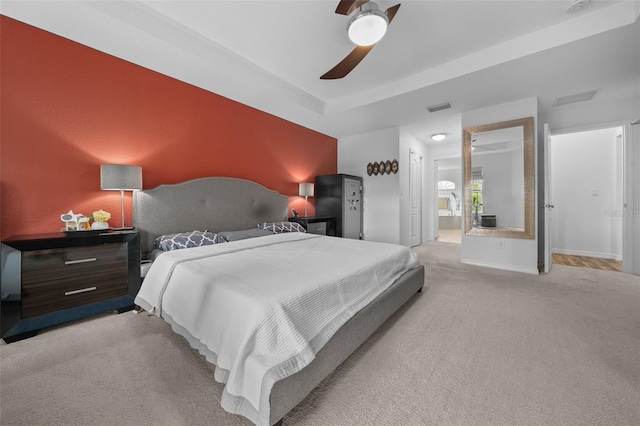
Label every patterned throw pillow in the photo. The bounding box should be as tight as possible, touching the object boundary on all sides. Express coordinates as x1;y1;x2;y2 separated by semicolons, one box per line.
154;230;226;251
257;221;307;234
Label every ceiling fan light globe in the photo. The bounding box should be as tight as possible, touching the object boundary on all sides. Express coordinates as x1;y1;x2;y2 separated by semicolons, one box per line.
348;11;388;46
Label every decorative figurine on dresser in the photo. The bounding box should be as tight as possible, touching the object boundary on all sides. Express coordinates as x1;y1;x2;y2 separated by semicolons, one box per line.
1;229;140;343
315;174;363;239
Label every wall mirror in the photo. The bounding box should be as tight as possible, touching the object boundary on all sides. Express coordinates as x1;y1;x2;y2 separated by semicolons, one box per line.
463;116;535;239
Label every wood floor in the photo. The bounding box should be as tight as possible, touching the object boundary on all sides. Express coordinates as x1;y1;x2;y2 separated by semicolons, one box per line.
436;229;622;273
552;253;622;272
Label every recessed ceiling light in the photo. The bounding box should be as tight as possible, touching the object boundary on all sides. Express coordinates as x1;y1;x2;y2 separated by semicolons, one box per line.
431;133;446;142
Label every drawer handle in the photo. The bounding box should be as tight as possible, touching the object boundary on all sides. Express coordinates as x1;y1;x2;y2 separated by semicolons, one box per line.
64;287;97;296
65;258;97;265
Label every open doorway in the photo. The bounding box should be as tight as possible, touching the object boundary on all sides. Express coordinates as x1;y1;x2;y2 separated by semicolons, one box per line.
436;158;462;244
549;126;624;272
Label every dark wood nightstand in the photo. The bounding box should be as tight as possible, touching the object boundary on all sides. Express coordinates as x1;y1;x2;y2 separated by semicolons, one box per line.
1;230;140;343
289;216;336;236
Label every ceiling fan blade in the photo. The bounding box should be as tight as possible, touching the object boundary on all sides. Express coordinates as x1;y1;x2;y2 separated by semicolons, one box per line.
386;4;401;23
320;45;375;80
322;2;401;79
335;0;369;15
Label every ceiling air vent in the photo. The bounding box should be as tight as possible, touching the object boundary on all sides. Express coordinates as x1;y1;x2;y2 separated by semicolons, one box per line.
552;90;598;107
427;101;453;113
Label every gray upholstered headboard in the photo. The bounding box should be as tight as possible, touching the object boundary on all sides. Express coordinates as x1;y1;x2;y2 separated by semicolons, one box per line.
133;177;288;259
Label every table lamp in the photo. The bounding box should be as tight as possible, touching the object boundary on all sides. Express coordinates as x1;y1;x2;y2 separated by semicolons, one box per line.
299;182;314;217
100;164;143;229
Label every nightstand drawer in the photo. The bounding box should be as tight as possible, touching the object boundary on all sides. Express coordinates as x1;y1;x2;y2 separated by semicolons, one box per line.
307;222;327;235
21;243;128;318
22;243;127;283
22;277;127;318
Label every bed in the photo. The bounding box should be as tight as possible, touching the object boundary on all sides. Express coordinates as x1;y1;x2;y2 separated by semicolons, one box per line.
133;177;425;425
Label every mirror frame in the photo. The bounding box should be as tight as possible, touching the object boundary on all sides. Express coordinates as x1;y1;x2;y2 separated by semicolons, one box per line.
463;116;535;239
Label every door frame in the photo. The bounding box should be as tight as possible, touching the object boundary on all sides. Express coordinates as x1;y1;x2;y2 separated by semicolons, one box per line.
622;123;638;274
542;122;634;273
432;159;440;242
542;123;553;273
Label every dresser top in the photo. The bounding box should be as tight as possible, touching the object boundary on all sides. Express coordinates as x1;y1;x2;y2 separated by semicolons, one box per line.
2;230;139;251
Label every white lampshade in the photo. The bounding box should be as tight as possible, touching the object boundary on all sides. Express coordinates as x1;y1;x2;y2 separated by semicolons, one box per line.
299;183;314;197
100;164;142;229
347;3;388;46
100;164;142;190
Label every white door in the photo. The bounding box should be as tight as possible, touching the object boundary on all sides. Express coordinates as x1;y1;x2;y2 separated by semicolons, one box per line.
433;160;440;241
543;123;554;273
410;151;422;246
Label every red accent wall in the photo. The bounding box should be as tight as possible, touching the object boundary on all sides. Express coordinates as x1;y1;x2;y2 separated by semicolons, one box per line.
0;17;336;239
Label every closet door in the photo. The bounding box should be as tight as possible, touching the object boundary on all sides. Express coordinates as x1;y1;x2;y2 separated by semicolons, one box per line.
410;151;422;246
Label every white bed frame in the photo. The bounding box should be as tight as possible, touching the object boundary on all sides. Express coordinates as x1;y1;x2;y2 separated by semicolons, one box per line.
133;177;424;425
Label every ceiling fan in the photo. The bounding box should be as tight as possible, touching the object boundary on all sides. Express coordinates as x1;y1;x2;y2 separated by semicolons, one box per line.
320;0;401;80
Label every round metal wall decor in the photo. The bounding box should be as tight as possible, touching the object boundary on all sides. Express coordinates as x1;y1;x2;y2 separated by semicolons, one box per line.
366;159;398;176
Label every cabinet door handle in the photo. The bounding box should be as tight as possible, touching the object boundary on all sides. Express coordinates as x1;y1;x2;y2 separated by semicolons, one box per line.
64;258;97;265
64;286;97;296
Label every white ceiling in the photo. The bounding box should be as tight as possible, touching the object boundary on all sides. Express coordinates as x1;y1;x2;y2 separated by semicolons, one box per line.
2;0;639;147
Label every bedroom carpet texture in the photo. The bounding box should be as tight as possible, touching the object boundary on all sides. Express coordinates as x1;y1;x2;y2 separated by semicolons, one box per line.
1;241;639;426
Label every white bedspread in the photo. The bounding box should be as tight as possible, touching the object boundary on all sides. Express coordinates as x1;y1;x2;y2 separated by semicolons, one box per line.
135;233;418;425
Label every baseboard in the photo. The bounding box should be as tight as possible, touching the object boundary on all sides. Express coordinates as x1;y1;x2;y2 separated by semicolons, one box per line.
460;258;539;275
552;248;620;260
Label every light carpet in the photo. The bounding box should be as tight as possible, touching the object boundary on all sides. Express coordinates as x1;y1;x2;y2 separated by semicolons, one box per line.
1;241;639;425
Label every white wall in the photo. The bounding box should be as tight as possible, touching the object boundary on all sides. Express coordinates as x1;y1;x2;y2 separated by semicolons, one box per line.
461;97;539;275
337;127;428;246
540;96;637;135
438;168;461;193
550;127;622;259
338;128;401;244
